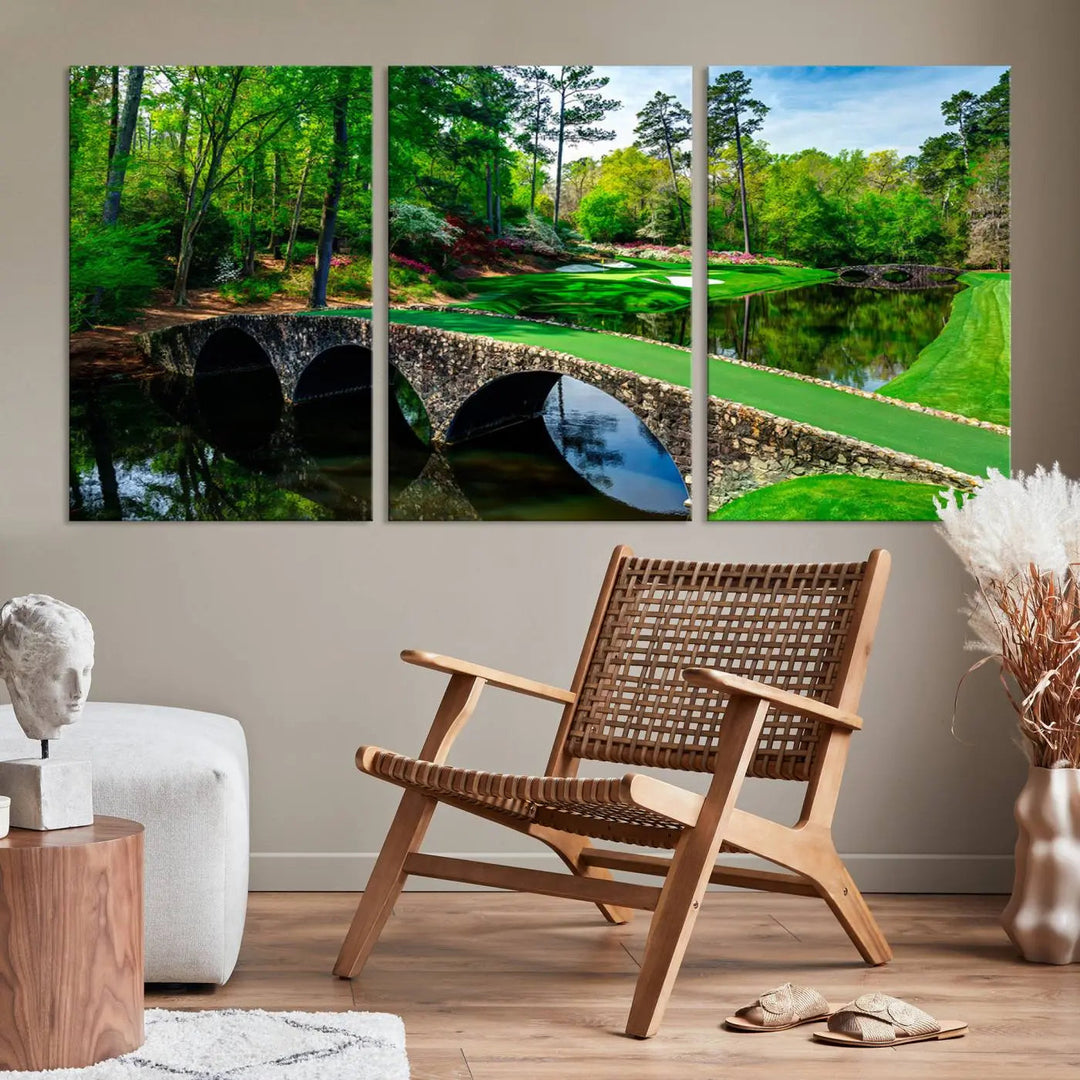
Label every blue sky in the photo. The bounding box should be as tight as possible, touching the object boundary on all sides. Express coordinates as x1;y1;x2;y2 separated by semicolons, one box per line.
541;66;692;162
709;66;1009;157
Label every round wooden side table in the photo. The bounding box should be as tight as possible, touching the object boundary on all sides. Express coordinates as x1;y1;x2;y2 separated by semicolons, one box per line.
0;816;144;1071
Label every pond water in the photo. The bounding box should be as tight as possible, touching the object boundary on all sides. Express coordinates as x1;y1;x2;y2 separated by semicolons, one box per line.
708;283;959;391
70;368;687;522
70;371;373;521
390;374;689;521
72;279;954;520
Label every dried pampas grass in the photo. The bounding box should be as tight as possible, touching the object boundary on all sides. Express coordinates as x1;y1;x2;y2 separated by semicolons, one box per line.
937;465;1080;768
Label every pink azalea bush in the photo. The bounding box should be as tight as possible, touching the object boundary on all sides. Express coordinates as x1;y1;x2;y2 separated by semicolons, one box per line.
390;253;435;275
586;241;691;263
300;253;354;269
707;249;800;266
583;240;800;267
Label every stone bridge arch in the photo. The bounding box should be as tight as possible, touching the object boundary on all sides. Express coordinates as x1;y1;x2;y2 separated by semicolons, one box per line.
140;313;692;475
139;313;373;403
387;321;691;474
832;264;961;289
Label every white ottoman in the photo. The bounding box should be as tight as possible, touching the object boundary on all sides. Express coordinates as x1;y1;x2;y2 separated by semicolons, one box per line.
0;702;249;985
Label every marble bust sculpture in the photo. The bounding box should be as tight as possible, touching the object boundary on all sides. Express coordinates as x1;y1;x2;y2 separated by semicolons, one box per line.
0;594;94;744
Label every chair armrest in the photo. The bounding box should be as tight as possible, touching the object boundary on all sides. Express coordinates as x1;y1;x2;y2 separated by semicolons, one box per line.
681;667;862;731
401;650;576;705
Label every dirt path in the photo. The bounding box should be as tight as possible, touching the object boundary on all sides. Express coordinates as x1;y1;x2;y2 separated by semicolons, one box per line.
69;287;314;379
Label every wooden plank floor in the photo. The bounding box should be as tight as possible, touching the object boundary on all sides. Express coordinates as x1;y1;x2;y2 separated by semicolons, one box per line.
148;892;1080;1078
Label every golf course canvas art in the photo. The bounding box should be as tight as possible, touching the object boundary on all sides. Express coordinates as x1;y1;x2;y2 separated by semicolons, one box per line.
69;65;374;521
705;66;1010;521
384;65;693;521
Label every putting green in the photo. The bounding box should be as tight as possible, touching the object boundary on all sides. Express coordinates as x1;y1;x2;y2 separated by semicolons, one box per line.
710;475;943;521
460;266;691;318
456;261;832;318
309;307;1008;476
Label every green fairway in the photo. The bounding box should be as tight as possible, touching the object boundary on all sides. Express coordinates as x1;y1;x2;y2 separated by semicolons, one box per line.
880;272;1011;425
314;306;693;386
710;475;943;521
707;347;1008;476
310;307;1008;475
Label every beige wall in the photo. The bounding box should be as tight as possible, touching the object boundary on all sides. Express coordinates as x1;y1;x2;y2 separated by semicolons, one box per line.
1;0;1077;891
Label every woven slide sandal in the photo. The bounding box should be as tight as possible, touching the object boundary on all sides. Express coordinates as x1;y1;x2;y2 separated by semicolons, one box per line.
812;993;967;1047
724;983;837;1032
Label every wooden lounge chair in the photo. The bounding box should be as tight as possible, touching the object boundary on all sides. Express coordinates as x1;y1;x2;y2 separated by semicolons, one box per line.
335;545;893;1038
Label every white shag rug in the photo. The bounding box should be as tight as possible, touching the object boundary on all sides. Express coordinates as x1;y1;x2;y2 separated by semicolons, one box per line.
0;1009;409;1079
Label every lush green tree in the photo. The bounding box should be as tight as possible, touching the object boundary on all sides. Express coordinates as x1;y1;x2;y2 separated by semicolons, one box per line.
941;89;981;169
576;189;637;242
560;156;599;216
100;67;144;226
707;70;1009;270
707;70;769;252
547;66;618;225
311;67;353;308
976;71;1010;148
512;66;556;212
169;67;303;304
966;145;1010;269
69;65;373;323
634;91;691;240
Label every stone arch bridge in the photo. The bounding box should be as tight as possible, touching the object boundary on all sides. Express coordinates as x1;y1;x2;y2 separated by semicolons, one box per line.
831;264;961;289
137;313;692;474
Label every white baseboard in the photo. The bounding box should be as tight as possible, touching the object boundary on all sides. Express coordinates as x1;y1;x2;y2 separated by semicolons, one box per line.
249;850;1013;894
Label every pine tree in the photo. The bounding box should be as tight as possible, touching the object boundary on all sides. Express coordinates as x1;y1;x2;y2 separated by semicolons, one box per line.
634;90;691;240
707;70;768;253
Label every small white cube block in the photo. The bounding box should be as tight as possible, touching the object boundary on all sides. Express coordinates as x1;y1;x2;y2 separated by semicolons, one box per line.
0;758;94;830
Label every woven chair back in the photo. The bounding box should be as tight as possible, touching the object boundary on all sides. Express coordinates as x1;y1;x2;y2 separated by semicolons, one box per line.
565;556;871;780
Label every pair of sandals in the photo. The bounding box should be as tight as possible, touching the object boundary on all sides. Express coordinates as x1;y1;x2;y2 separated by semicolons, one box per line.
725;983;968;1047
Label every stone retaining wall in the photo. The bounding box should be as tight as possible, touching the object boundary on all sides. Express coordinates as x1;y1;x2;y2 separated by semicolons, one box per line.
708;397;977;512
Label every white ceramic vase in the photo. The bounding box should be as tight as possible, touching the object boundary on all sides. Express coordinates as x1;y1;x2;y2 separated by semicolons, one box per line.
1001;765;1080;964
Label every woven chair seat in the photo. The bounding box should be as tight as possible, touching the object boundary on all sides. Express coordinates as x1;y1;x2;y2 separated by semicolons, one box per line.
359;747;688;849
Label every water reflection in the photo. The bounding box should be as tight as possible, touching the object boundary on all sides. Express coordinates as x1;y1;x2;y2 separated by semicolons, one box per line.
389;374;689;521
708;283;959;391
69;372;372;521
506;304;691;346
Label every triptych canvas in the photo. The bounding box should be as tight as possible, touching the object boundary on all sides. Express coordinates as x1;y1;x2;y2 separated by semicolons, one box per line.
69;65;1010;522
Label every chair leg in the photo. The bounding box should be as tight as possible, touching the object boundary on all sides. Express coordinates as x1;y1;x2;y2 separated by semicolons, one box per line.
625;694;770;1038
532;827;634;925
624;828;716;1038
808;848;892;966
333;790;437;978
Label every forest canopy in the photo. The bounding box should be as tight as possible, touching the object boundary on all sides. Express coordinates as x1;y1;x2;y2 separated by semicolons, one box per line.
707;68;1010;268
69;65;373;328
388;65;691;269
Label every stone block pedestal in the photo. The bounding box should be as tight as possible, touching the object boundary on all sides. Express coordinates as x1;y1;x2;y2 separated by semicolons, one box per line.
0;758;93;830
